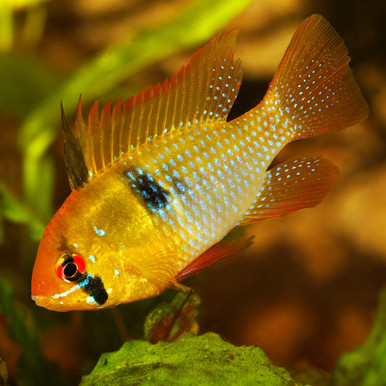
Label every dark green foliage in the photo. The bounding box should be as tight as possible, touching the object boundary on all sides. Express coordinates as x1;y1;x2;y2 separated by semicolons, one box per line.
333;288;386;386
0;279;65;386
0;183;45;242
0;53;60;118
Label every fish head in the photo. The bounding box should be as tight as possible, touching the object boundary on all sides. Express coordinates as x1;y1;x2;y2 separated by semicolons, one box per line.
31;201;107;311
31;192;163;311
31;235;96;311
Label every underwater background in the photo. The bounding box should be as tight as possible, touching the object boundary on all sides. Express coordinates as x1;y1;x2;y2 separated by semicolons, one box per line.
0;0;385;384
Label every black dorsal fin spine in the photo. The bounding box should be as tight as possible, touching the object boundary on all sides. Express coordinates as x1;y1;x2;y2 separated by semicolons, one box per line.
62;102;89;190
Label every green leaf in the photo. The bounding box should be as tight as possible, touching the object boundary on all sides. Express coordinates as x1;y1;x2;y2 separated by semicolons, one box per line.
0;52;59;117
144;290;201;343
19;0;254;220
0;1;13;51
0;182;46;240
333;288;386;386
81;332;300;386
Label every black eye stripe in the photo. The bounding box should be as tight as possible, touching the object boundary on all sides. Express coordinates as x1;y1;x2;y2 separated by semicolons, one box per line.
57;254;108;306
80;275;108;306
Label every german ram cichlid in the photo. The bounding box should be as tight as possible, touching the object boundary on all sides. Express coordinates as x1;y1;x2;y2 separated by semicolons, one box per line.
32;15;368;311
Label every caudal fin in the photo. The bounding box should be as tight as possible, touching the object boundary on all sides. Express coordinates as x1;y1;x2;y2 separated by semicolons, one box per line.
266;14;368;140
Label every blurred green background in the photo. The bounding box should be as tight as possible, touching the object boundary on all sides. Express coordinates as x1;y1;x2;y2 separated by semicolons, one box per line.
0;0;385;384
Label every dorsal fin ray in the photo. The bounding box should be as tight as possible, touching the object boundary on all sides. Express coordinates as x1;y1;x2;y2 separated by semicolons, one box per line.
70;30;243;182
62;101;88;190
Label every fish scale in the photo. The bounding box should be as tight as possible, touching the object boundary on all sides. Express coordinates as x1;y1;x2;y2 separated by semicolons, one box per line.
31;15;368;311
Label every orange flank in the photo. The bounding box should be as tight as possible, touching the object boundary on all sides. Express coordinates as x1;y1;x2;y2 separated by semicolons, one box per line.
32;15;368;311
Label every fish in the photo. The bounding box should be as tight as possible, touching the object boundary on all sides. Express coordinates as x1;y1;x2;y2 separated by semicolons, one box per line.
31;14;368;311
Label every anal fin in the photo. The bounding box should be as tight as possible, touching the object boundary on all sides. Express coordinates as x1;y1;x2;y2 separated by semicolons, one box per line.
238;157;339;226
176;237;253;282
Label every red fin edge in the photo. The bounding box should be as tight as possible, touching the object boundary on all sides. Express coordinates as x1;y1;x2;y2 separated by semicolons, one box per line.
176;237;254;282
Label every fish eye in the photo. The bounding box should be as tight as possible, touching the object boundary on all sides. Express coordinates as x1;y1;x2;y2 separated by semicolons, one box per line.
56;253;85;282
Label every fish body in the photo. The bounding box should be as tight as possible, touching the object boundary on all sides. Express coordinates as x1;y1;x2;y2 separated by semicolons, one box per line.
32;15;368;311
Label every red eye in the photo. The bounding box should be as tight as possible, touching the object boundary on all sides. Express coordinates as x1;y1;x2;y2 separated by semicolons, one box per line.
56;254;85;282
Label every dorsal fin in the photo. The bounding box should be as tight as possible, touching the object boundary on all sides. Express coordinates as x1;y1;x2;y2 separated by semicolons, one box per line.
62;102;89;190
69;30;243;183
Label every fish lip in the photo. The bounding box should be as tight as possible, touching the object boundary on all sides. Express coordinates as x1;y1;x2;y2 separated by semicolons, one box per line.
31;294;40;302
31;294;49;307
31;294;65;311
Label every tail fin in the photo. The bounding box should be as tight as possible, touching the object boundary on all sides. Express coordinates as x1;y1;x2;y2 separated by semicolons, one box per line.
266;14;368;140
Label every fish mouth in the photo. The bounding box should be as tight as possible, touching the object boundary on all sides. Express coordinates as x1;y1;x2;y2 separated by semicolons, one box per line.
31;295;47;306
31;294;50;308
31;294;69;312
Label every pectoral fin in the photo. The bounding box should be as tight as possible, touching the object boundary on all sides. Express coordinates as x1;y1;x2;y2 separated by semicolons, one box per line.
139;251;182;291
238;157;339;226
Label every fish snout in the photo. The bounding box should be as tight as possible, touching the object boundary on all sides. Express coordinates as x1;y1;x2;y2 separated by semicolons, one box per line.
31;294;50;308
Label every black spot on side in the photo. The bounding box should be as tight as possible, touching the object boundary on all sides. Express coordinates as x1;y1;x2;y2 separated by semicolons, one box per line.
80;274;108;306
123;167;169;213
